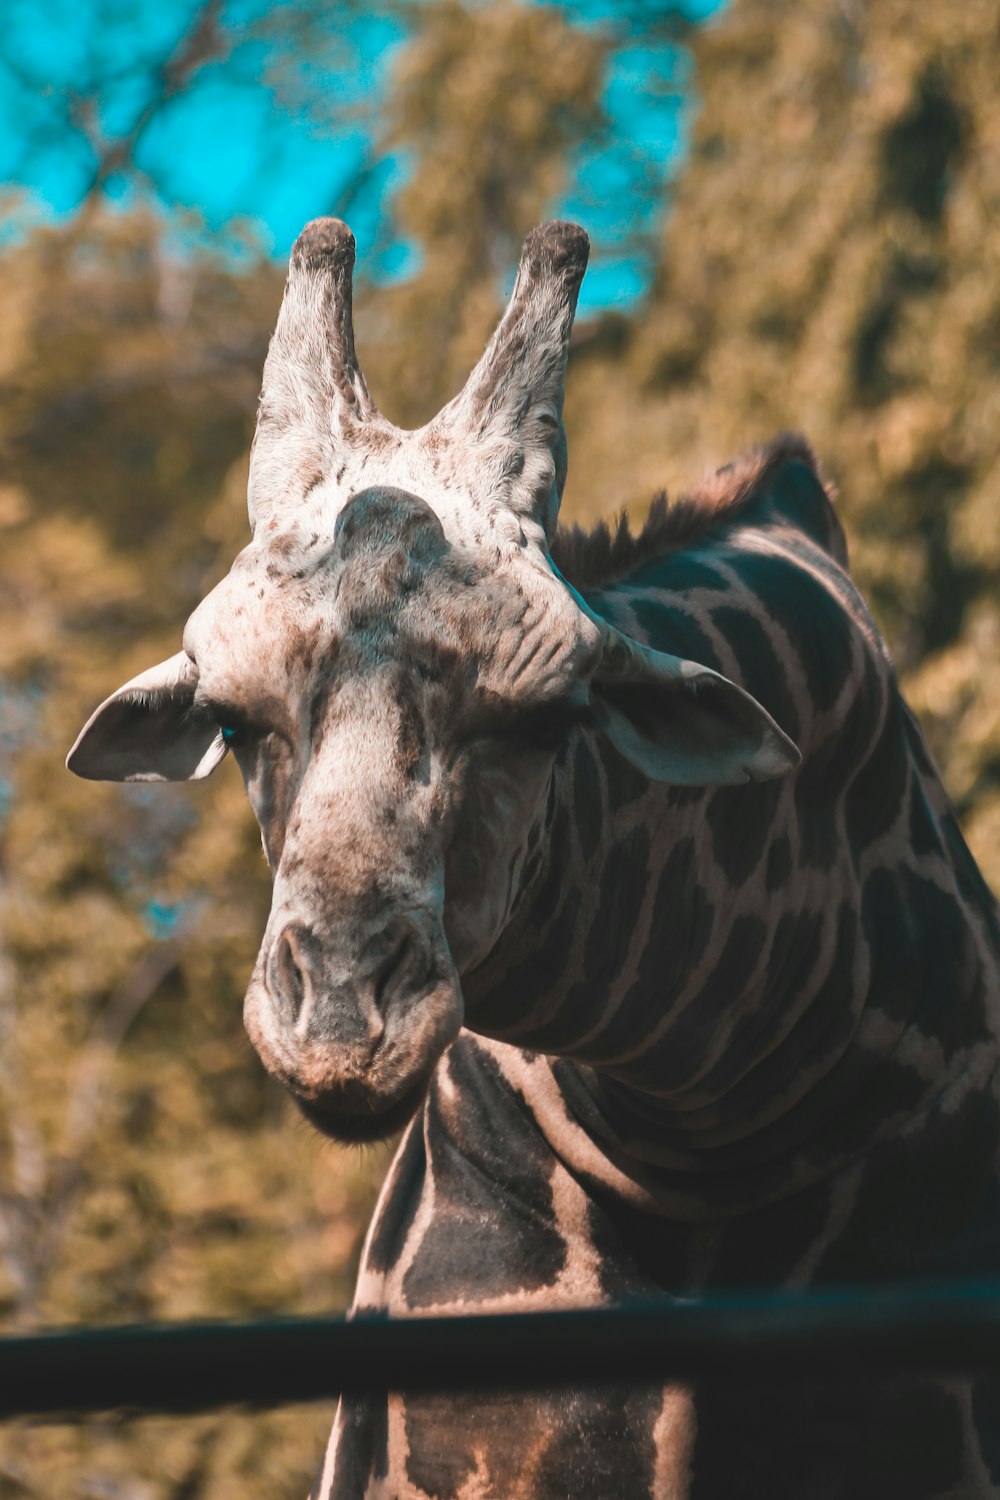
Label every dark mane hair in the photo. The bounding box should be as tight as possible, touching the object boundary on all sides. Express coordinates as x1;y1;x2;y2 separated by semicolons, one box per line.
552;433;829;589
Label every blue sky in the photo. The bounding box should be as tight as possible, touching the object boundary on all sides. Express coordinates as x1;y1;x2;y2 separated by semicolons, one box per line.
0;0;724;312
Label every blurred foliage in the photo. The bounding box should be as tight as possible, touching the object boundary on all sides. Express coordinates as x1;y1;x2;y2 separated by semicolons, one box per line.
1;0;999;1494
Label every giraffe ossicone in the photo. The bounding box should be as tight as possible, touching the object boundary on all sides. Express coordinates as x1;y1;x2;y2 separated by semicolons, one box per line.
69;219;1000;1498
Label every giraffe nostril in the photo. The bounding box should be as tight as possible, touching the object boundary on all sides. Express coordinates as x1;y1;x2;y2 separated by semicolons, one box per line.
374;919;430;1011
374;934;414;1010
269;924;312;1024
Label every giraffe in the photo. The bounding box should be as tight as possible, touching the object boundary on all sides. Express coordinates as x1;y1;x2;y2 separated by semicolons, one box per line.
68;218;1000;1499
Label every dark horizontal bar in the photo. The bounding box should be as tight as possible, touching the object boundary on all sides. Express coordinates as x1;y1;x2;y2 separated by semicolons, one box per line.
3;1281;1000;1419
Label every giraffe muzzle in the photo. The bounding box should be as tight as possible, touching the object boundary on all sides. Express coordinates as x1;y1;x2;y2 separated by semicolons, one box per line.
244;912;464;1143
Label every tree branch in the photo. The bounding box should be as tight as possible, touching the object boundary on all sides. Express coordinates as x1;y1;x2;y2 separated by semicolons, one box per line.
76;0;229;210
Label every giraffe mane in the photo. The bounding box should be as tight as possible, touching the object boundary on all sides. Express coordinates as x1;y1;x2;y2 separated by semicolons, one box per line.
552;432;834;589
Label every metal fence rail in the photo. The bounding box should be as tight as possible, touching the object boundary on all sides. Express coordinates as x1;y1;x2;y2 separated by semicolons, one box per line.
3;1281;1000;1419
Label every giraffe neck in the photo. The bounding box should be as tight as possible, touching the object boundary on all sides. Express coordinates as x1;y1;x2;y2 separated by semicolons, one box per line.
462;521;1000;1219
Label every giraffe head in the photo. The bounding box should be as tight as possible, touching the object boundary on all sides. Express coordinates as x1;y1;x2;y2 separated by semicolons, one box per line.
68;219;799;1143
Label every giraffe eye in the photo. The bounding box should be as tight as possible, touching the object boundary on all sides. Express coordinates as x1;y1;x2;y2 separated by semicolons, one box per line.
508;697;592;747
203;699;260;751
212;713;252;750
477;696;590;752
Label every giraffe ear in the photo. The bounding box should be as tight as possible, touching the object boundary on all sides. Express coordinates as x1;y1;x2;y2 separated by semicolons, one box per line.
590;635;800;787
67;652;228;783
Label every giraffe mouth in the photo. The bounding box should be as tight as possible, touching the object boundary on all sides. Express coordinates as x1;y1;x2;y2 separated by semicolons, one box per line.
243;950;463;1145
295;1073;431;1144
